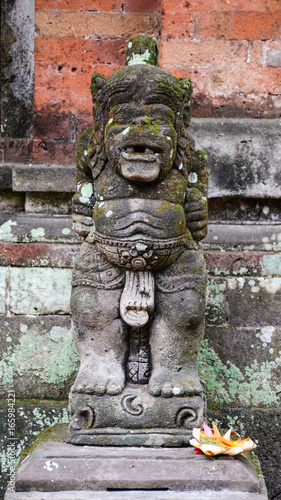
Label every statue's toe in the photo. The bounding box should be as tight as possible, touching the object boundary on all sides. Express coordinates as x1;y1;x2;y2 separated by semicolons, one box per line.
161;383;174;398
94;382;106;396
148;382;161;397
107;380;123;395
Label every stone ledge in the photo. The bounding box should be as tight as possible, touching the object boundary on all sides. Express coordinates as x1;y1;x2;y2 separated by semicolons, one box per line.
189;119;281;199
4;492;268;500
0;214;79;243
1;214;280;251
10;441;266;497
12;164;76;192
203;223;281;252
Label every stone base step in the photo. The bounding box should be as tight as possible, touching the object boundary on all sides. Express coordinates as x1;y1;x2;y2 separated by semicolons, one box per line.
5;490;268;500
4;442;267;499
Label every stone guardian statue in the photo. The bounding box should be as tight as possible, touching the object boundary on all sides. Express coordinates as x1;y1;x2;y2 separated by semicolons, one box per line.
68;34;208;446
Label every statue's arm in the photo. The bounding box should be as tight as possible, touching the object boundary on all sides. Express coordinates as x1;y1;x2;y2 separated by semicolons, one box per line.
72;128;96;238
184;146;208;242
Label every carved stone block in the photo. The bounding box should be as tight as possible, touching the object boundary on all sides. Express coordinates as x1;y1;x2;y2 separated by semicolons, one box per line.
69;389;205;446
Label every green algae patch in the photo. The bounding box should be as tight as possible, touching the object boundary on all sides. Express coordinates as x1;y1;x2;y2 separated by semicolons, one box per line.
0;325;79;393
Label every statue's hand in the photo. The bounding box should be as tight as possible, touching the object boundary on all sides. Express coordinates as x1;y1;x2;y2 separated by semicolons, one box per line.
72;213;94;238
185;188;208;241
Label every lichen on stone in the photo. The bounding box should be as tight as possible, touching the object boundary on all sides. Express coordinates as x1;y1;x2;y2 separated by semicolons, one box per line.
198;339;281;408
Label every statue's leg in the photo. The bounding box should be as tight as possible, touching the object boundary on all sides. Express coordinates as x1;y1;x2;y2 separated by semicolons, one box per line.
70;241;127;395
149;248;207;398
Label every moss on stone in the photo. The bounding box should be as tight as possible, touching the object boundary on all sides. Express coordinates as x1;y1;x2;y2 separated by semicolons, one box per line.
125;34;158;67
17;423;68;469
76;128;92;161
244;451;263;477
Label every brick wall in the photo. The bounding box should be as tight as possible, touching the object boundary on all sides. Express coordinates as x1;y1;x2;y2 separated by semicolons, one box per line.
1;1;281;498
31;0;281;164
33;0;161;163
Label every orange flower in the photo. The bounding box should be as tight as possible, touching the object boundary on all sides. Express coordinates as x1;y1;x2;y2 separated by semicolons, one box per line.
190;421;257;456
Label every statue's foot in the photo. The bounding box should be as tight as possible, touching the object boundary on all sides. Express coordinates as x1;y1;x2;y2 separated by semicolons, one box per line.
148;367;203;398
71;365;125;396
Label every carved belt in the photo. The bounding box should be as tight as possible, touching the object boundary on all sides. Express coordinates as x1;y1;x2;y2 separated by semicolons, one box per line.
88;230;194;272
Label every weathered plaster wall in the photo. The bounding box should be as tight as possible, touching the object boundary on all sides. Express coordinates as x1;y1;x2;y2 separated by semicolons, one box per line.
0;0;34;166
1;0;281;499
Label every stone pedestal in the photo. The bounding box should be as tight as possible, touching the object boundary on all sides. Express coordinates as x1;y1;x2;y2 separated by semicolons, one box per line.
5;440;267;499
68;386;205;446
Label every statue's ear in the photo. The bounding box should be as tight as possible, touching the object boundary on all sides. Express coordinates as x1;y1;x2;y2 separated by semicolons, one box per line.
179;78;193;128
90;72;105;105
180;77;193;100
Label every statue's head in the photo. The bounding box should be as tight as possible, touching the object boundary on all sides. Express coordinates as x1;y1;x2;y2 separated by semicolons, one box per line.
89;34;193;182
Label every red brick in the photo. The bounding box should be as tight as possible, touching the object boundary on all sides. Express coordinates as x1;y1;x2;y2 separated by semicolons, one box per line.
35;38;126;65
3;139;33;163
162;0;267;12
34;87;73;109
192;12;281;40
34;87;93;142
35;0;162;13
33;140;75;165
35;62;92;91
35;0;123;11
35;10;161;38
266;0;281;10
34;102;72;141
159;67;193;79
193;65;281;95
162;0;190;13
34;106;92;142
124;0;161;12
34;62;120;95
192;92;281;118
34;87;92;120
37;0;161;12
159;39;262;69
161;13;192;39
160;40;281;117
0;243;79;268
72;113;93;139
205;251;263;276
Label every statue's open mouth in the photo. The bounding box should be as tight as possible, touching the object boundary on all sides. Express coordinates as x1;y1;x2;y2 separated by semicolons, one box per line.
121;145;161;162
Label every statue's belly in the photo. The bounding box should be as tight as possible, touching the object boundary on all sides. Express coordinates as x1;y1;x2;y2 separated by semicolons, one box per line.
93;198;186;240
91;198;193;271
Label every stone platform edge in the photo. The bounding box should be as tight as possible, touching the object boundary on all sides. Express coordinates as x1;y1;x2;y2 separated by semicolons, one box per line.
4;424;267;500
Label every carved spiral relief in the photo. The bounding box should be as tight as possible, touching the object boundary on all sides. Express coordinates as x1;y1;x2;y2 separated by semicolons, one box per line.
70;405;95;430
121;395;144;416
175;407;198;428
